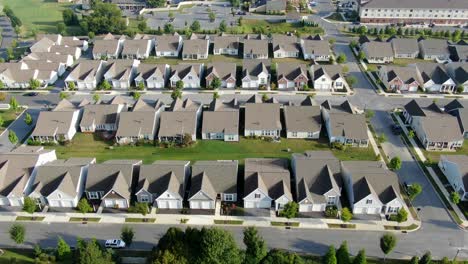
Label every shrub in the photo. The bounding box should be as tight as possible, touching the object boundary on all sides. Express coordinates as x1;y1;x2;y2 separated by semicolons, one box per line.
324;206;338;218
341;208;353;222
331;142;346;150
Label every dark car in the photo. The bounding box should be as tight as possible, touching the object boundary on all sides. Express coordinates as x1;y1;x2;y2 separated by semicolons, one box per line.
391;124;402;135
24;92;39;97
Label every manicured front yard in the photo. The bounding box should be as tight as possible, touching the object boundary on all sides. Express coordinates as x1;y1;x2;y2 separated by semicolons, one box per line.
48;133;376;163
422;141;468;165
0;108;22;133
0;249;35;264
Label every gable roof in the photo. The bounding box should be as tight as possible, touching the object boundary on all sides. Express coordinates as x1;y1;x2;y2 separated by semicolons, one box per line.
182;39;209;55
363;41;394;57
419;39;450;56
242;59;271;80
244;158;292;200
31;111;77;138
121;39;151;55
312;65;343;81
205;62;237;81
115;111;157;138
301;39;330;56
80;103;120;127
213;36;239;50
155;34;181;52
379;65;419;84
137;160;189;198
415;63;451;84
93;39;121;55
441;155;468;191
135;63;166;81
202;99;239;135
390;38;419;55
243;39;269;56
170;63;202;80
245;102;282;131
190;160;238;198
67;60;103;81
276;63;308;82
272;34;300;54
283;105;321;133
103;59;137;81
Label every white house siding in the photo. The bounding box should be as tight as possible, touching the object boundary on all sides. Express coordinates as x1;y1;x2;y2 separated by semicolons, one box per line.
46;190;76;207
299;202;326;212
352;194;383;215
382;198;403;215
244;129;280;137
243;189;272;209
224;134;239;142
286;131;320;139
157;199;182;209
0;197;10;206
103;198;128;208
313;77;332;90
189;200;214;209
275;195;291;211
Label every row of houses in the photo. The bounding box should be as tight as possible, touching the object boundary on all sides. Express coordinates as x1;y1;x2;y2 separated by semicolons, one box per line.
359;36;467;64
0;146;404;217
377;62;467;93
91;32;332;61
63;59;349;91
30;96;369;148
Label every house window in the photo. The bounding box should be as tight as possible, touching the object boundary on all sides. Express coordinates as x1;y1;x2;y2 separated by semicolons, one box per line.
140;195;150;202
292;132;298;137
88;192;99;199
327;196;337;205
388;207;398;213
307;132;314;138
366;199;372;204
254;193;261;198
224;194;234;201
58;193;62;199
188;76;193;80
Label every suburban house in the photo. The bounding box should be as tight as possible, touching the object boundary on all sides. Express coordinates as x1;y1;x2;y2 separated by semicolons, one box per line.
102;59;140;89
292;151;341;212
418;39;451;61
242;59;271;89
0;147;57;207
276;62;309;90
188;160;239;210
92;39;123;59
205;62;237;89
80;98;126;132
361;41;394;64
414;63;456;93
243;39;269;59
321;100;369;147
341;161;404;215
115;99;165;144
135;160;190;209
27;158;96;208
284;102;321;139
453;44;468;62
169;63;203;89
271;34;300;58
134;63;168;89
310;65;347;91
0;62;57;89
377;65;421;93
202;99;240;142
65;60;106;90
444;99;468;138
49;45;82;60
213;36;240;56
244;95;282;138
438;155;468;201
445;62;468;93
23;52;74;68
121;39;152;59
158;98;202;142
243;158;292;211
155;34;183;57
85;160;141;209
403;100;464;151
390;38;419;58
182;39;209;60
20;59;66;77
300;39;331;61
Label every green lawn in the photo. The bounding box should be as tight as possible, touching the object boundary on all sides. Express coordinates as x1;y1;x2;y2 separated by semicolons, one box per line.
232;19;323;35
0;249;35;264
0;108;22;133
0;0;81;36
48;133;376;164
422;141;468;164
392;58;426;67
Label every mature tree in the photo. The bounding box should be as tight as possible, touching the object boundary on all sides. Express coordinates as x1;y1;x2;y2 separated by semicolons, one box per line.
92;93;100;103
336;54;347;63
349;40;358;49
77;198;93;214
9;224;25;244
279;201;298;219
243;227;267;264
164;23;174;34
262;249;305;264
210;77;222;89
8;130;18;144
457;85;465;94
408;130;415;138
410;256;419;264
199;227;242;264
190;21;201;32
24;112;33;126
323;246;337;264
60;92;70;100
357;51;366;61
420;251;432;264
407;183;422;201
76;238;113;264
440;257;451;264
28;79;41;90
83;2;127;34
56;236;71;260
209;11;216;22
357;26;367;35
219;20;227;32
337;241;350;264
345;76;357;87
147;0;166;8
176;80;184;90
98;80;112;90
129;202;149;216
341;208;353;222
171;89;182;100
63;9;79;26
57;22;67;35
389;156;402;170
451;191;461;204
152;249;188;264
132;91;141;100
22;197;37;214
365;109;375;119
121;226;134;247
396;208;408;223
138;21;147;32
353;250;367;264
380;233;397;260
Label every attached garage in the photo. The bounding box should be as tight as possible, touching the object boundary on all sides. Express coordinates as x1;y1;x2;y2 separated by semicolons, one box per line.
0;197;10;206
104;199;128;209
9;198;22;207
60;200;75;207
244;200;271;209
299;204;326;212
157;199;182;209
314;83;330;90
189;200;214;209
354;206;380;214
49;200;60;207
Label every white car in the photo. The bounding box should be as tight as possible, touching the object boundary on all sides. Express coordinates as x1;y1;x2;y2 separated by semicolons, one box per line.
105;239;126;249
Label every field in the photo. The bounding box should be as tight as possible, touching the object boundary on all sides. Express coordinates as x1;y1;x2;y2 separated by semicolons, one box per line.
0;0;81;36
48;133;376;164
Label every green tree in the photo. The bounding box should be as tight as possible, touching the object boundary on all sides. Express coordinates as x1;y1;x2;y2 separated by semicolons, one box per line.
164;23;174;34
147;0;166;7
92;94;100;103
60;92;70;100
24;112;33;126
396;208;408;223
209;11;216;22
8;130;18;144
57;22;66;35
357;26;367;35
0;115;4;127
168;12;175;20
450;191;461;204
243;227;267;264
349;40;358;49
378;133;387;143
190;21;201;32
137;81;145;90
457;85;465;94
380;233;397;261
336;241;350;264
323;246;337;264
56;236;71;260
352;250;367;264
440;257;450;264
410;256;419;264
389;156;402;170
9;224;25;244
22;197;37;214
408;130;415;138
210;77;222;89
420;251;432;264
77;198;93;214
213;92;220;100
129;202;149;216
262;249;305;264
76;238;113;264
357;51;365;60
199;227;242;264
279;201;298;219
121;226;134;247
98;80;112;90
0;80;4;89
345;76;357;88
176;80;184;90
219;20;227;32
67;81;76;90
63;9;79;26
365;109;375;119
29;79;41;90
341;207;353;222
336;54;347;63
152;249;188;264
138;21;147;32
171;89;182;100
83;2;127;34
132;91;141;100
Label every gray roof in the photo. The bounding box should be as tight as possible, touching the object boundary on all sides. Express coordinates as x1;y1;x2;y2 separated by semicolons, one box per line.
441;155;468;191
363;41;394;57
155;34;181;52
327;113;368;140
170;98;201;112
213;36;239;50
276;63;308;82
86;160;141;199
419;39;450;56
182;39;209;55
31;111;77;138
242;59;271;80
53;99;80;112
312;65;343;81
190;160;238;199
420;115;463;142
23;52;71;64
136;160;189;198
115;111;157;138
272;34;300;54
361;0;467;9
121;39;151;56
379;65;419;84
93;39;120;55
454;45;468;62
243;39;269;56
158;112;197;138
390;38;419;55
80;104;120;127
30;158;94;197
341;161;402;204
244;158;292;200
131;98;164;112
266;0;286;11
205;62;237;81
202;99;239;135
283;105;321;133
170;63;202;80
245;103;281;131
449;63;468;84
322;100;355;114
301;39;330;56
67;60;103;81
103;59;135;81
416;62;452;84
135;63;167;81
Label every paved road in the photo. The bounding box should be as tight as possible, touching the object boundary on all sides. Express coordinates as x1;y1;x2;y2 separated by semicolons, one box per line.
0;16;16;59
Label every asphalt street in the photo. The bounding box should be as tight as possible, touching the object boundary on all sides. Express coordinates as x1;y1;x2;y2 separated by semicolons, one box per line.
0;16;16;59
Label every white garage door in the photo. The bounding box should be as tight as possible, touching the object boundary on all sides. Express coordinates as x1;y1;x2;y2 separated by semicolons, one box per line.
366;207;380;214
353;207;363;214
158;200;169;209
10;198;22;207
116;199;127;208
49;200;60;207
0;197;9;206
60;200;74;208
245;200;270;209
190;201;200;209
315;84;329;90
299;204;312;212
201;201;212;209
168;200;180;209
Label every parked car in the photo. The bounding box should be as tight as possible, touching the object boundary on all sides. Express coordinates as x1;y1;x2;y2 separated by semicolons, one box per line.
24;92;39;96
391;124;402;135
105;239;126;249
